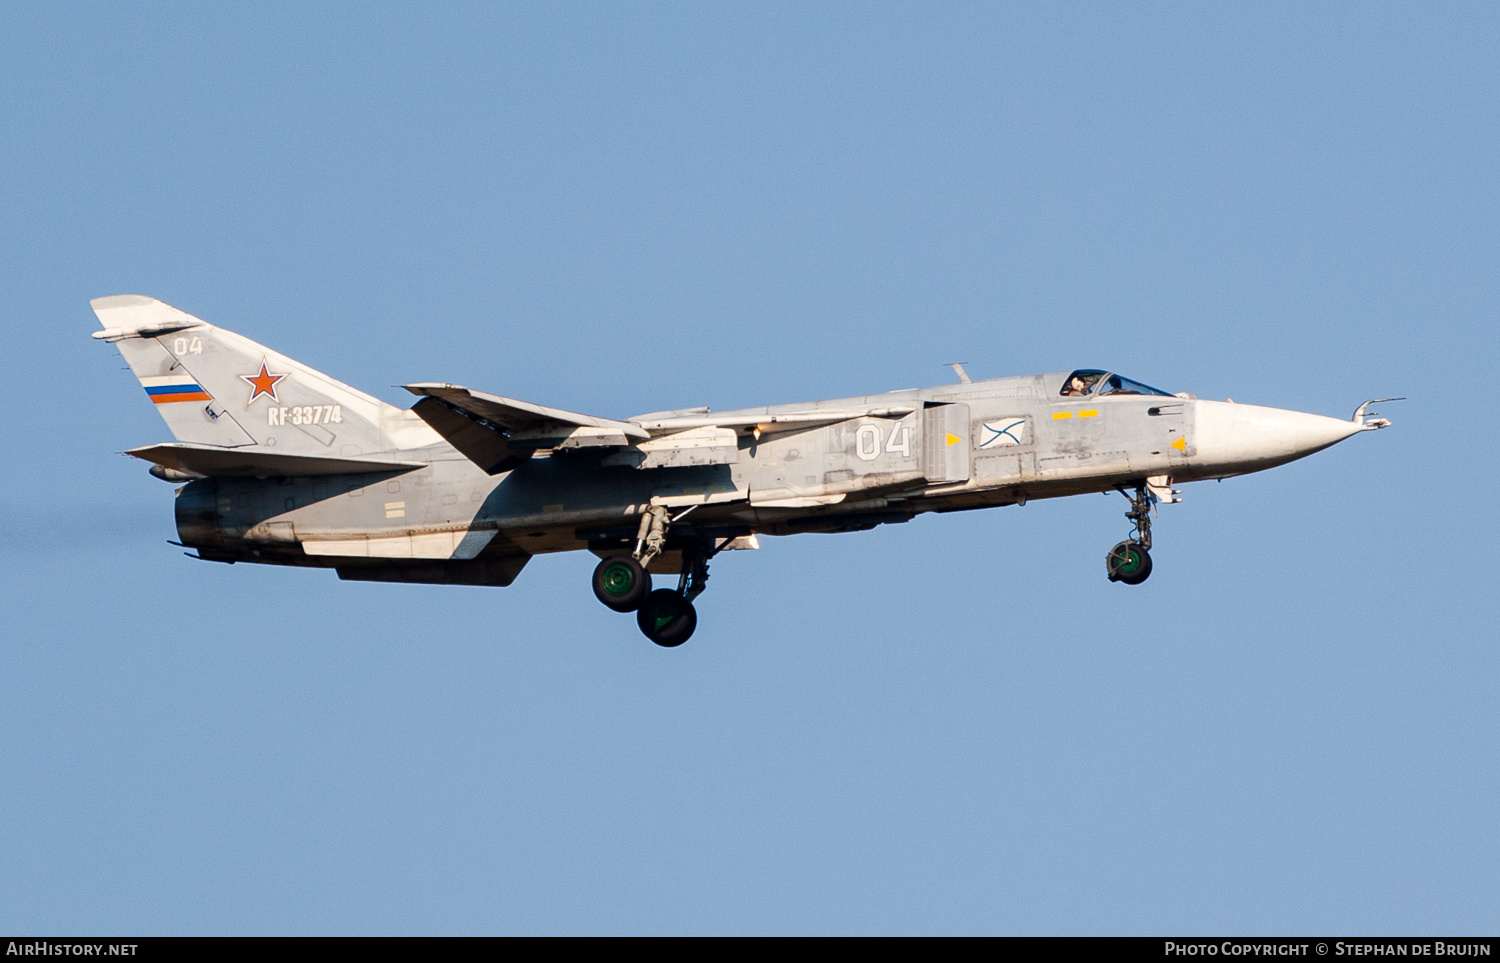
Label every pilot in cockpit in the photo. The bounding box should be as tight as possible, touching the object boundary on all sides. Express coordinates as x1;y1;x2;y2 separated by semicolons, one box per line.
1060;370;1105;396
1062;369;1171;398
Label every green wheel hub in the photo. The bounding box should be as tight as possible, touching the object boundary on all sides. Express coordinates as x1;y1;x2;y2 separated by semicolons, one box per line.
593;555;650;612
601;562;638;598
636;588;697;646
1106;540;1153;585
1115;546;1145;575
645;599;676;631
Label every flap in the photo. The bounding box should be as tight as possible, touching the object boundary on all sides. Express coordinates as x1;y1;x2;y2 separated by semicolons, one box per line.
408;397;524;475
403;383;648;442
126;443;423;478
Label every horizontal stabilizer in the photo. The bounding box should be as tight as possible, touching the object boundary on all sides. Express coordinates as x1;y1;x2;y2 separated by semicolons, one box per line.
126;443;423;478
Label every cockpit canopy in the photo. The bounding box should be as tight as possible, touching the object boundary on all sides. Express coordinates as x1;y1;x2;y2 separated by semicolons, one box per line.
1060;369;1173;398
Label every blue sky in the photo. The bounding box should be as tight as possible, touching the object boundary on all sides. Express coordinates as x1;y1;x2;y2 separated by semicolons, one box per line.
1;2;1495;934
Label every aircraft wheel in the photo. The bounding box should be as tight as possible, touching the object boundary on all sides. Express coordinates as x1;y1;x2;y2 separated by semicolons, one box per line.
1106;541;1153;585
592;555;651;612
636;589;697;647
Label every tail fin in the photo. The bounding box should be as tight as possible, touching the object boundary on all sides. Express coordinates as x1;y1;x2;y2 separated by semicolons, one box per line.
91;295;435;457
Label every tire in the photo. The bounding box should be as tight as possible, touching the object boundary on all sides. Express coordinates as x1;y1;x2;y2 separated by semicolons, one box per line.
1106;541;1153;585
592;555;651;612
635;589;697;647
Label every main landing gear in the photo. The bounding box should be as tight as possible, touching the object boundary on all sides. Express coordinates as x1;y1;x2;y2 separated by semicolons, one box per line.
592;555;651;612
591;505;716;647
1106;483;1155;585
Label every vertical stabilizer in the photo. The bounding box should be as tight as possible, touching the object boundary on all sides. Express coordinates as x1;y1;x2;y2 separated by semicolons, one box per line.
91;295;437;456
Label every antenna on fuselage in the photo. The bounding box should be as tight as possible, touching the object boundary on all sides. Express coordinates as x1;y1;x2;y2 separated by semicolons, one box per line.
947;362;972;384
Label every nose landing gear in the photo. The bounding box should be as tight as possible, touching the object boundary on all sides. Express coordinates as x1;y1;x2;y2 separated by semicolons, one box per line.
1106;540;1152;584
1106;483;1155;585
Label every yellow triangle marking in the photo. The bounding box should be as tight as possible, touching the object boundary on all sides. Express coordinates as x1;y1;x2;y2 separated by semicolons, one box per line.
1171;436;1187;451
946;433;961;446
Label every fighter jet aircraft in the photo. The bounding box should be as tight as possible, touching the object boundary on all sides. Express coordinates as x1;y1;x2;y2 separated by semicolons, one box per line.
93;295;1395;646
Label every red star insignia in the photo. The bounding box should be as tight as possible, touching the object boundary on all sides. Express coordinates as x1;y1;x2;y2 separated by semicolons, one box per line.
241;358;287;405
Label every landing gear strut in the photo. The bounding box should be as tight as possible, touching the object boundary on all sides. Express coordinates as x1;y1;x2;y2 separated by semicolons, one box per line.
592;505;720;646
637;538;717;647
1106;483;1154;585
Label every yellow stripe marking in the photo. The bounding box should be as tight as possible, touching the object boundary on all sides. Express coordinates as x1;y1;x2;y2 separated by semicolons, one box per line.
1078;410;1098;418
1052;412;1072;420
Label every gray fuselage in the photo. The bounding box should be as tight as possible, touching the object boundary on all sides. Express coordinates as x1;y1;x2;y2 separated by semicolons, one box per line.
173;369;1365;587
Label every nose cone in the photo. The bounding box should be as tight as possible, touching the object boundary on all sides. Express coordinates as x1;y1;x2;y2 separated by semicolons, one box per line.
1192;400;1365;476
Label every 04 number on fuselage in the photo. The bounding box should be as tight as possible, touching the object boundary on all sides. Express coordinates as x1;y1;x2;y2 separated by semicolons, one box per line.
854;422;911;461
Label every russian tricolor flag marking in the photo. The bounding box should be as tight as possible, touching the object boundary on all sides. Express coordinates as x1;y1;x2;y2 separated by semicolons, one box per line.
141;375;212;404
